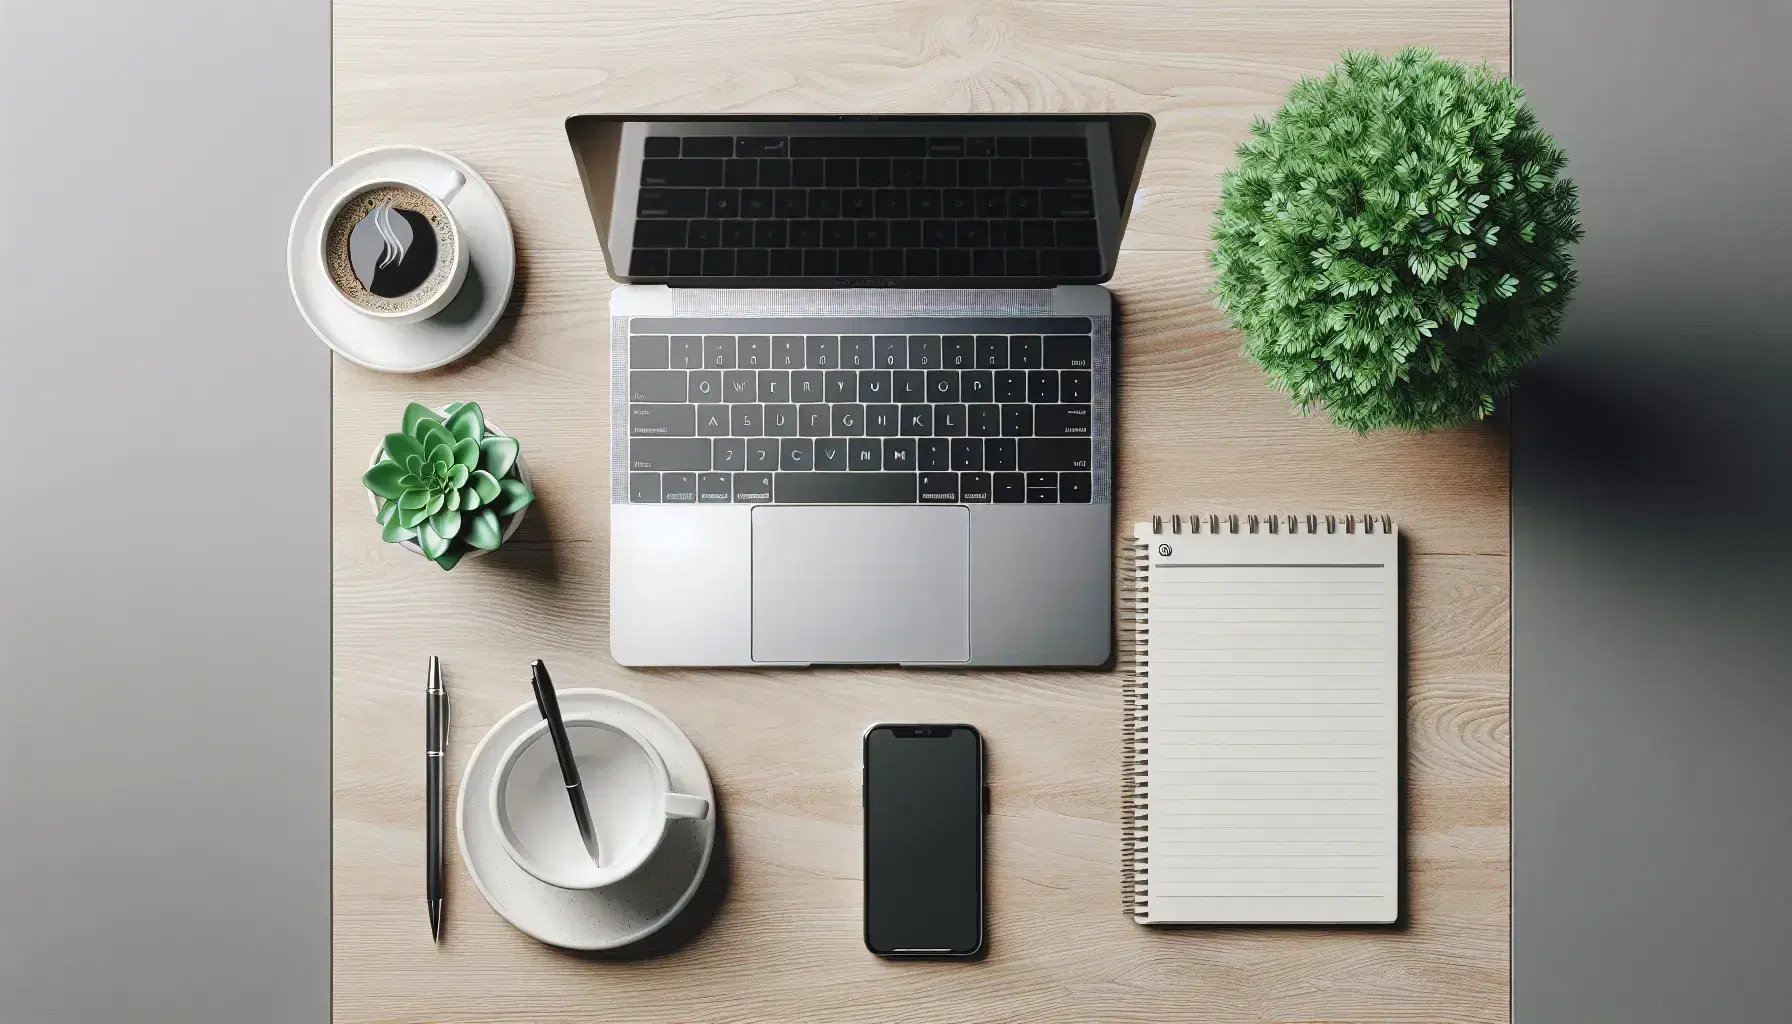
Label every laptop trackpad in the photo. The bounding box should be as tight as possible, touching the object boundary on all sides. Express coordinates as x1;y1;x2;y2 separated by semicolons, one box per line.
751;505;970;664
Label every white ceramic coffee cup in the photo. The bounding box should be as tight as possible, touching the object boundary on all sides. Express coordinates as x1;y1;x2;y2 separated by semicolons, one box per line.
319;167;470;324
491;714;710;890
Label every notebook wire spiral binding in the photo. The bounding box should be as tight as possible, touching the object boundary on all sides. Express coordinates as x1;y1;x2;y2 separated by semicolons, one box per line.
1119;512;1393;918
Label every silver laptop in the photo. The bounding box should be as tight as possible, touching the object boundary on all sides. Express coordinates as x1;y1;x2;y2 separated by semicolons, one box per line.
568;115;1154;666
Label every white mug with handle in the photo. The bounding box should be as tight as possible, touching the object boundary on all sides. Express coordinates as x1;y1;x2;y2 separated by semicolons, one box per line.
318;165;470;324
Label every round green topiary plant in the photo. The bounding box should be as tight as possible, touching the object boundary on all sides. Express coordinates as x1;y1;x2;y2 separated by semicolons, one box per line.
1211;48;1583;431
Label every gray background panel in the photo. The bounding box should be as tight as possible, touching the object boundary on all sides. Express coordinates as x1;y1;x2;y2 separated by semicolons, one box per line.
0;0;331;1021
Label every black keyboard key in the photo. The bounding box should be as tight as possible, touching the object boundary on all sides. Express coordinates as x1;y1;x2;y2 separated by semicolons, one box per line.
957;221;988;247
934;404;967;436
809;190;842;219
873;249;905;276
1001;403;1033;437
1022;220;1054;248
919;437;950;471
697;404;728;436
994;471;1025;503
634;220;687;249
940;250;971;276
1031;136;1087;157
713;438;745;471
856;221;888;248
976;189;1007;218
960;472;992;502
928;137;964;157
1024;158;1092;187
1062;370;1092;402
926;369;959;403
991;158;1024;186
698;472;732;502
994;370;1027;403
791;372;822;402
951;437;983;471
848;438;881;471
1008;336;1042;369
1027;486;1058;504
742;190;775;218
819;219;850;250
630;249;669;277
942;336;973;369
814;438;847;471
746;439;779;471
776;190;807;219
773;336;802;368
629;334;670;369
689;370;721;403
966;137;995;158
721;221;753;248
842;336;874;368
644;136;680;158
892;159;924;187
866;405;899;437
799;403;829;436
944;189;975;218
874;337;905;369
1028;369;1059;403
908;336;942;370
985;437;1016;471
901;404;932;436
732;472;773;503
661;472;697;503
780;438;812;471
1035;404;1092;436
637;189;706;219
911;190;941;218
792;158;825;187
724;159;756;187
857;369;890;403
629;369;685;402
925;159;956;187
1041;189;1094;219
1060;471;1091;503
687;221;720;248
894;369;925;402
725;366;758;398
670;335;703;369
1062;248;1101;276
838;249;871;276
630;403;694;436
844;189;874;218
883;438;917;470
630;437;711;471
858;158;892;188
919;472;959;503
824;369;855;401
1005;248;1039;276
736;137;787;158
875;190;907;218
760;159;793;187
960;369;993;404
970;336;1004;368
730;403;762;435
1029;470;1060;489
958;159;990;187
630;472;661;502
1010;189;1040;217
808;336;840;369
642;159;722;187
969;404;1001;437
669;249;702;276
988;219;1021;247
706;189;740;218
737;249;769;276
1056;220;1097;247
682;137;733;158
765;404;798;436
825;158;856;187
973;249;1004;276
1018;437;1092;471
776;471;916;504
996;137;1029;158
769;249;803;276
906;249;938;276
831;403;865;436
924;220;954;248
804;249;837;276
1044;335;1092;369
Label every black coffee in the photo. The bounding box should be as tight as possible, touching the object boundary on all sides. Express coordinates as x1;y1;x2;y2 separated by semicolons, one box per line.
325;185;456;314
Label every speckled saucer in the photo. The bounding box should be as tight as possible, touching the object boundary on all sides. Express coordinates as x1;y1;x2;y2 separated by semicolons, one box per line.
458;689;715;950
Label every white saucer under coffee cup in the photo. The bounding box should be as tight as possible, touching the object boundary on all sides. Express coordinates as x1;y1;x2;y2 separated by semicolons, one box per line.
319;167;471;324
492;715;711;890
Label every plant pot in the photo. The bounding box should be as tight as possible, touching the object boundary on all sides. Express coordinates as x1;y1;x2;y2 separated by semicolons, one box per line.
366;412;532;562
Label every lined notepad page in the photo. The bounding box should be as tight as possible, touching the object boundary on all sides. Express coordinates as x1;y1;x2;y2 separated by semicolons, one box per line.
1133;523;1398;924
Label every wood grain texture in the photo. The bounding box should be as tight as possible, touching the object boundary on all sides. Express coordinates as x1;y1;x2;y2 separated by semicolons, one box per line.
333;2;1510;1021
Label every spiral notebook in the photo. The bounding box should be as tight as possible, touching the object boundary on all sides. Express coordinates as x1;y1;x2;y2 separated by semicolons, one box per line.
1122;513;1399;924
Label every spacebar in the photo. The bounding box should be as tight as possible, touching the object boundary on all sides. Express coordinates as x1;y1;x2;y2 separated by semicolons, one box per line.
775;473;917;503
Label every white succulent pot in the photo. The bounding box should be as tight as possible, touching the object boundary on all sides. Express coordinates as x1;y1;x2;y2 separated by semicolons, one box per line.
366;410;532;561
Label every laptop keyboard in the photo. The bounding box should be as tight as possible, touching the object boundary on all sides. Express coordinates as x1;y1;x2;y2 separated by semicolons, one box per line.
630;134;1103;280
622;316;1099;505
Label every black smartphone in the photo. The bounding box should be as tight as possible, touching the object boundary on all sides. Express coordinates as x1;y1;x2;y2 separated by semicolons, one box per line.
862;723;985;957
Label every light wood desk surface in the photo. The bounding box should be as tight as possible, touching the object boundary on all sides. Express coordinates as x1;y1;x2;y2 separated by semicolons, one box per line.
333;3;1510;1021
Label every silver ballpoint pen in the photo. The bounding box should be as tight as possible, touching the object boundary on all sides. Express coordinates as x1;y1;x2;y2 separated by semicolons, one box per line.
426;655;446;942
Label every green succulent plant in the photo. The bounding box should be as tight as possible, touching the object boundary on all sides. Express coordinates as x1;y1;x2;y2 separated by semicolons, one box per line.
362;402;535;570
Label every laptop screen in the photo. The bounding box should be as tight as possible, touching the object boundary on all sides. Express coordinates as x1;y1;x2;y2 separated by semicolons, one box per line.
567;114;1153;288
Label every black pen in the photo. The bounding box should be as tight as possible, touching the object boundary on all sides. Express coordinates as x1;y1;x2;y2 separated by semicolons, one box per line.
426;655;446;942
529;660;600;863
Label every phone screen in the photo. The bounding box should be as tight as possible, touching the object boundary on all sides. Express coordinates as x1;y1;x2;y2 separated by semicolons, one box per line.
863;725;983;956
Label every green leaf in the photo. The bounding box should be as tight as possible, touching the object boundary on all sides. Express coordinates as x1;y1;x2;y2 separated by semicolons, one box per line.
449;464;469;489
444;487;461;511
452;437;481;470
418;520;450;559
398;474;423;491
427;443;453;469
424;491;446;519
382;515;418;543
399;502;432;529
382;432;424;466
443;402;464;416
376;500;397;526
446;402;485;442
362;461;408;499
461;484;482;511
405;454;424;476
479;436;519;478
403;403;442;438
433;548;464;571
470;469;502;503
418;421;455;453
429;508;462;540
465;507;503;550
398;488;430;510
495;477;535;516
